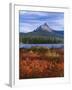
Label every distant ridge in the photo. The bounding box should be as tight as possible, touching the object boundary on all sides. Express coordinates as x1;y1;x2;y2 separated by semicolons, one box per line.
20;23;64;44
20;23;64;37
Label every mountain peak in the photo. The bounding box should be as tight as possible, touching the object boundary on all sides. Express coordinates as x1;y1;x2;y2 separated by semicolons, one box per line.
44;22;48;26
34;23;53;32
40;23;53;32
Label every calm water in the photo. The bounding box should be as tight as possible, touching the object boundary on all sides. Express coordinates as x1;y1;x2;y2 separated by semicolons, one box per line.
19;43;64;49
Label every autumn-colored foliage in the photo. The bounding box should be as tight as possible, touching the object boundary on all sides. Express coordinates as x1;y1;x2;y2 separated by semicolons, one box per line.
19;47;64;79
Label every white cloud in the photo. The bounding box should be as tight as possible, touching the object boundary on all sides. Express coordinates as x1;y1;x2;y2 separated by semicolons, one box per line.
20;23;39;33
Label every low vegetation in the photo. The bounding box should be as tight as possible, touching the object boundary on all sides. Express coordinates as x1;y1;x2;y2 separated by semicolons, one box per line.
19;47;64;79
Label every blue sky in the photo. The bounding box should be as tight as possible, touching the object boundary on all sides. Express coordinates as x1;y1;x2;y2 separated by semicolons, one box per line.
19;11;64;33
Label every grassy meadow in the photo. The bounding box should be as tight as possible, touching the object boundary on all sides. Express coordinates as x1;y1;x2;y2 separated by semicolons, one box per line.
19;46;64;79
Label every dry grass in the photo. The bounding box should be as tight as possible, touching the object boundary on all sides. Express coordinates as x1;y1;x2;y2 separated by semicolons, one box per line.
19;47;64;79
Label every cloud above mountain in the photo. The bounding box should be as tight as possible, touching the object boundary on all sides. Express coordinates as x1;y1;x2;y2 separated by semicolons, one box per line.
19;11;64;33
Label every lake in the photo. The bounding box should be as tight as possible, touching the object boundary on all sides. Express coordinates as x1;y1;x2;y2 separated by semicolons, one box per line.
19;43;64;49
